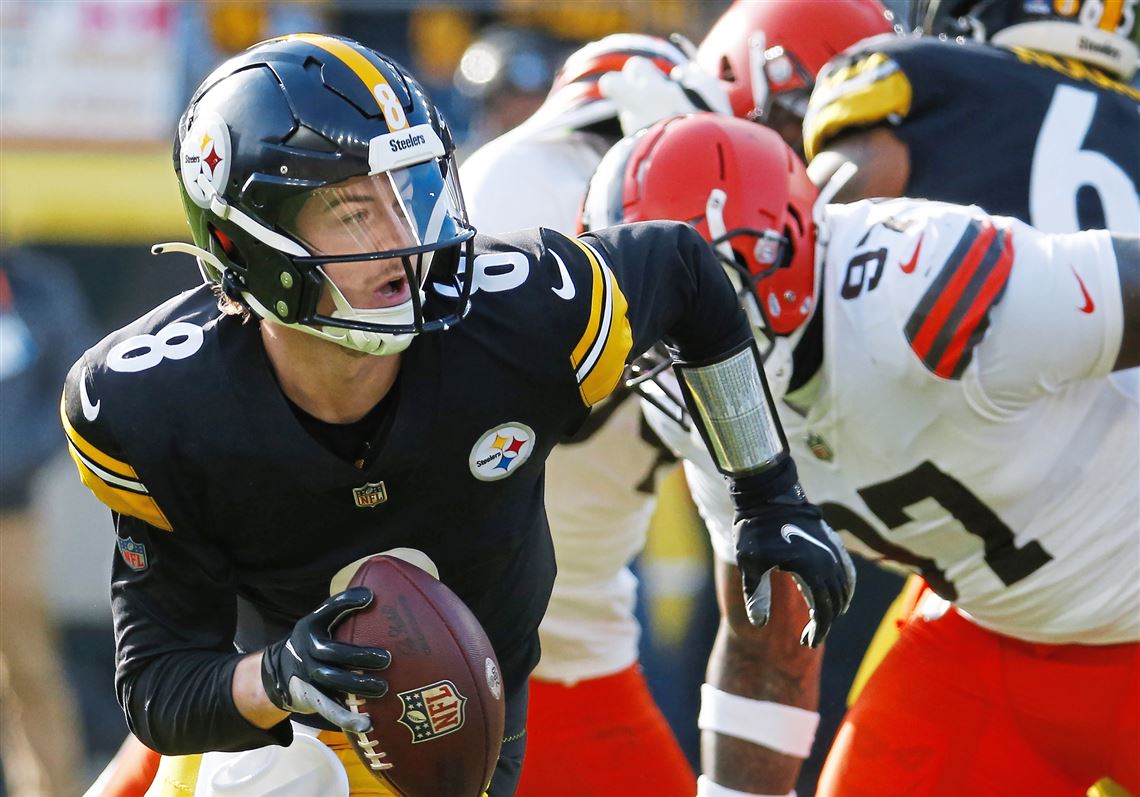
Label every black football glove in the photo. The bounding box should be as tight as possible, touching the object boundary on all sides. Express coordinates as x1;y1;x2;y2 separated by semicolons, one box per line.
261;586;391;733
731;456;856;648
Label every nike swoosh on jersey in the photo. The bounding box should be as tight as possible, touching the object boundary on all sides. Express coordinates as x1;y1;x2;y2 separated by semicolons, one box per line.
780;524;838;563
900;234;923;274
80;367;101;421
551;251;575;300
1071;265;1095;314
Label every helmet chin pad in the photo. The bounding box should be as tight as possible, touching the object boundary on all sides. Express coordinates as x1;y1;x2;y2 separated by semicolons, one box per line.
319;267;420;355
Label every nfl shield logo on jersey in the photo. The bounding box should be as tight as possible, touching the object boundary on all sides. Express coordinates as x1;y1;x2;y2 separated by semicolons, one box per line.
352;481;388;509
117;537;148;571
398;680;467;743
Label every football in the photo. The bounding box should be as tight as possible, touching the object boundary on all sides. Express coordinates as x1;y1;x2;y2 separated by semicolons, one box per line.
333;554;505;797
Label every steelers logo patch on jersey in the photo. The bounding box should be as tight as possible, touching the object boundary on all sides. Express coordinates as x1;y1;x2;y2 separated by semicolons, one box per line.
469;423;535;481
180;110;231;209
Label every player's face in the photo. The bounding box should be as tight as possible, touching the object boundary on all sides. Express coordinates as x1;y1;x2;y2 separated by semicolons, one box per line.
290;174;416;310
762;101;806;160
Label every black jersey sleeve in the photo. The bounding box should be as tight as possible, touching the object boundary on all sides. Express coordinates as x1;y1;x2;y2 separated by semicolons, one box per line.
540;221;753;407
61;354;174;532
110;515;292;753
62;347;292;752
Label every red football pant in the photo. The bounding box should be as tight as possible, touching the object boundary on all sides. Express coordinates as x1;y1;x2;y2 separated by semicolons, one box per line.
817;606;1140;797
517;665;695;797
86;735;161;797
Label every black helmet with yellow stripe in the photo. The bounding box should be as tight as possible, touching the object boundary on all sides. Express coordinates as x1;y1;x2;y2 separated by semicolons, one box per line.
912;0;1138;80
164;34;476;356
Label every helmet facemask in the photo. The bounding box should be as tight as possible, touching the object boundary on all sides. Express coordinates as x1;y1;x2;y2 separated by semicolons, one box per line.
268;159;474;355
160;35;479;357
703;186;804;402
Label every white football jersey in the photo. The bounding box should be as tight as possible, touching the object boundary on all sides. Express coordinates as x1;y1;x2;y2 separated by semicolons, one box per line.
651;198;1139;645
461;125;663;681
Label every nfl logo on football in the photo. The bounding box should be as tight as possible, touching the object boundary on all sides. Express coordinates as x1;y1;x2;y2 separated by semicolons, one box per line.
398;680;467;743
117;537;148;571
352;481;388;509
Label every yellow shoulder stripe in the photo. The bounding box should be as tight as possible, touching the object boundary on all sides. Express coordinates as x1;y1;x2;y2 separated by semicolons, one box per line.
271;34;409;130
60;395;138;479
60;394;173;532
569;236;605;368
69;449;173;531
567;237;632;407
803;53;913;162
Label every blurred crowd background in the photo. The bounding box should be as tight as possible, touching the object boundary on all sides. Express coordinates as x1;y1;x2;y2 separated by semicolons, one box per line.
0;1;913;794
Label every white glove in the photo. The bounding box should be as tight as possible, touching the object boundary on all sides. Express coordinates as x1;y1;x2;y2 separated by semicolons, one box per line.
599;56;728;137
671;60;732;116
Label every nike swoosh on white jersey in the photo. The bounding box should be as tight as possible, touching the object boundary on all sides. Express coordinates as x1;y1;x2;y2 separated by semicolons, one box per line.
780;524;837;563
551;252;575;300
80;368;101;421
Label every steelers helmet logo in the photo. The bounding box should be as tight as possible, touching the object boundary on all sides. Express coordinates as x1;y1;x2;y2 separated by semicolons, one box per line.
469;422;536;481
180;111;232;209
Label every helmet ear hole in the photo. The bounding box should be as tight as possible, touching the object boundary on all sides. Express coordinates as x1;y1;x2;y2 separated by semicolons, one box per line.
720;55;736;82
786;205;804;238
778;232;795;270
209;225;241;263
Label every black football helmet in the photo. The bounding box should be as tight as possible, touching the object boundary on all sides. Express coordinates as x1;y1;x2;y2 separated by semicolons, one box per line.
911;0;1138;79
160;34;476;355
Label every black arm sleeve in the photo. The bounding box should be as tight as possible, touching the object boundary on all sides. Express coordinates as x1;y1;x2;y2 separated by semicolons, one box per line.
112;513;292;753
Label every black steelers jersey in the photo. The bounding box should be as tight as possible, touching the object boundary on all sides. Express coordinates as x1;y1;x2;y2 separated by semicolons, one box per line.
803;35;1140;234
61;221;751;752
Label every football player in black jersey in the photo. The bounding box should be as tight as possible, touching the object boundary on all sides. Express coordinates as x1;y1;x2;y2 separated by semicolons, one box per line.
803;0;1140;235
60;35;855;796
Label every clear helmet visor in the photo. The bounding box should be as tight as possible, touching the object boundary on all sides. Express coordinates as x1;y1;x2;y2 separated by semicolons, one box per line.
270;158;473;355
282;160;466;266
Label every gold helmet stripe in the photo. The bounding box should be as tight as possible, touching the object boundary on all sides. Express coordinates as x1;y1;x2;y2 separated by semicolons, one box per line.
272;33;410;131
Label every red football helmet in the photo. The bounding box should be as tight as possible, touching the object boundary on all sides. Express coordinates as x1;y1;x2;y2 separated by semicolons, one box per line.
697;0;896;122
527;33;690;132
581;113;819;337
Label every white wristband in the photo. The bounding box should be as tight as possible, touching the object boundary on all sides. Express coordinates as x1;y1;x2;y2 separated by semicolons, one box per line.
698;684;819;759
696;775;797;797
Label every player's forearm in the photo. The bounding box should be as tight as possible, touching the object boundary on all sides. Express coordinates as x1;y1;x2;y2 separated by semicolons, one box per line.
118;650;291;754
232;651;291;729
704;633;821;793
1112;234;1139;371
702;567;823;794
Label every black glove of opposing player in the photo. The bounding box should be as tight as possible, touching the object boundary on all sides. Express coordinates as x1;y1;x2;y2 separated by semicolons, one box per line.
261;586;391;733
731;456;856;648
